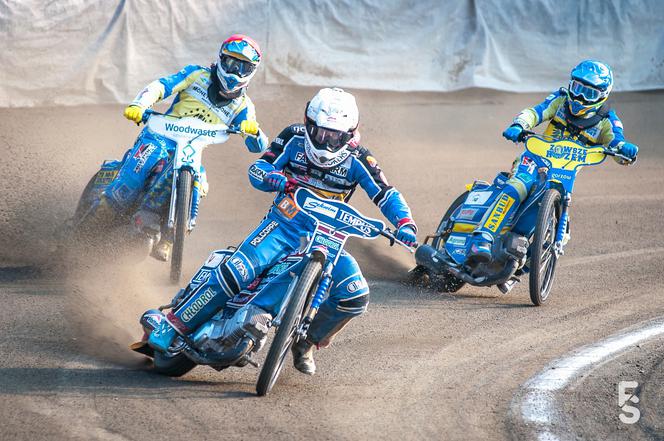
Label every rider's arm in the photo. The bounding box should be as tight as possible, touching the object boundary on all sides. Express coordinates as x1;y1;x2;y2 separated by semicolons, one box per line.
513;88;566;129
599;110;626;149
351;147;416;231
231;101;268;153
130;65;204;109
248;125;298;191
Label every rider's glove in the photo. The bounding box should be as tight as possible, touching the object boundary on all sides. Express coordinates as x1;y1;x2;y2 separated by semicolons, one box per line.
396;223;418;247
264;171;288;192
618;142;638;159
240;120;260;136
123;105;145;123
502;124;524;142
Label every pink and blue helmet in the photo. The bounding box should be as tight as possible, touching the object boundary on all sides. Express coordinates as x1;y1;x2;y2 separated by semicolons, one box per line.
216;34;262;93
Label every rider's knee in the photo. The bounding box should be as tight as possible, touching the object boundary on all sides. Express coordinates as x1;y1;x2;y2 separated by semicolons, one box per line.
336;293;370;316
506;174;534;202
219;253;256;296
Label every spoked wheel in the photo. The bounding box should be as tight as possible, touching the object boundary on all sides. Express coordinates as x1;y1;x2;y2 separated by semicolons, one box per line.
425;191;469;293
256;257;323;396
170;169;193;284
529;189;561;306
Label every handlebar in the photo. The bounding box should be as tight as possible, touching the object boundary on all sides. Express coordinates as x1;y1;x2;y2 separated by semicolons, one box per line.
140;109;241;134
517;130;636;164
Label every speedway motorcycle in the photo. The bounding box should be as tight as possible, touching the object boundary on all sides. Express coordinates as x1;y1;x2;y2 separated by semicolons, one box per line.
413;132;635;305
69;110;240;282
131;187;414;396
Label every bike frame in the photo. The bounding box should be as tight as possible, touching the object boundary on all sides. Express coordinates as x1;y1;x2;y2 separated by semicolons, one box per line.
143;111;234;231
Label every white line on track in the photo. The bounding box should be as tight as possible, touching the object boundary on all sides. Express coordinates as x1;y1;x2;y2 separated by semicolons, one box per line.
514;317;664;441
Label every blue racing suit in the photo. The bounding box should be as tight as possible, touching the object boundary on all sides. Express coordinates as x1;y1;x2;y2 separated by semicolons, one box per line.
166;124;416;347
103;64;267;220
472;88;631;244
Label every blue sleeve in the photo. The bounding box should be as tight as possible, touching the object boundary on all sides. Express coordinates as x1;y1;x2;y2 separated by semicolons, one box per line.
351;148;415;229
231;102;268;153
248;126;295;192
606;110;626;148
158;64;203;98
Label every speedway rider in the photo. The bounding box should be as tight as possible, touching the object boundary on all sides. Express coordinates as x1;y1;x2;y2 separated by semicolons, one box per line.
98;34;268;261
148;87;418;375
467;60;639;263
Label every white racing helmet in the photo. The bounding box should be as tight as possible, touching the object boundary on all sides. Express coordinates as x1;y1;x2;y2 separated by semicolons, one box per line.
304;88;359;169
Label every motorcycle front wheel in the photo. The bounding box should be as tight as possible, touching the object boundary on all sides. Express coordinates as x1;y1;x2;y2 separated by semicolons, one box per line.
256;257;323;396
529;189;561;306
170;169;193;284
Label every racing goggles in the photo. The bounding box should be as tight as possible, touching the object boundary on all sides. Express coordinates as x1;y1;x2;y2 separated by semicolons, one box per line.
219;54;256;78
568;79;605;103
306;120;353;152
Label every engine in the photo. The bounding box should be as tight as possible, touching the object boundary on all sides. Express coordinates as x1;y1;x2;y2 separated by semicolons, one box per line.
192;304;272;354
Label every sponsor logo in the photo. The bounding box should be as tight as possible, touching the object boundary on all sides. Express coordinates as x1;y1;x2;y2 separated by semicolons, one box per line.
379;171;389;185
292;125;305;134
180;288;215;322
466;191;492;205
521;156;537;174
313;234;342;251
337;211;374;235
483;194;515;233
94;170;118;186
250;221;279;246
303;197;339;217
249;164;267;181
546;144;588;162
164;122;217;137
273;137;284;146
365;155;378;167
330;164;349;177
132;143;157;173
191;269;211;284
295;152;307;163
347;279;368;293
456;208;478;221
446;235;467;247
277;197;299;219
550;172;572;181
230;257;249;281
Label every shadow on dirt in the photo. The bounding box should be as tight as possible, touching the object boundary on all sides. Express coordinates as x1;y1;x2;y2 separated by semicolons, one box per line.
0;366;255;399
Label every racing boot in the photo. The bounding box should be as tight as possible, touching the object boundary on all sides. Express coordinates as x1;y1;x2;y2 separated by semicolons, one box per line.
147;319;178;352
467;232;493;264
151;238;173;262
292;339;316;375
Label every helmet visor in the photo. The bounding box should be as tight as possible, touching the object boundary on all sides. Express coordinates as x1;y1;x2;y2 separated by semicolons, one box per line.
306;120;353;153
569;79;603;103
219;54;256;78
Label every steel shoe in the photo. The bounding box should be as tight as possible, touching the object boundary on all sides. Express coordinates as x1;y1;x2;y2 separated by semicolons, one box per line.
291;339;316;375
151;239;172;262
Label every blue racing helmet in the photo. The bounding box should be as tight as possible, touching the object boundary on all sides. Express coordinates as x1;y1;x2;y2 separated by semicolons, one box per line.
567;60;613;116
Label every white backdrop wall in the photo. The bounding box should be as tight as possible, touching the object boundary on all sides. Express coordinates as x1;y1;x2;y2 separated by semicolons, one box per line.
1;0;663;107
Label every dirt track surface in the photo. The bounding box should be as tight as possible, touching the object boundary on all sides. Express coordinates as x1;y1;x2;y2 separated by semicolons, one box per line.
1;88;663;440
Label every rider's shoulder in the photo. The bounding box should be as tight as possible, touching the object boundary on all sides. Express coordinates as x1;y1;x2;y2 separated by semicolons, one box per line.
543;88;567;102
272;124;305;148
178;64;208;76
282;123;306;137
351;145;379;166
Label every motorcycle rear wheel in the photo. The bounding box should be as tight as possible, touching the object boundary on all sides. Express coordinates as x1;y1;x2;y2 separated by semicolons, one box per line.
153;351;196;377
256;257;322;396
170;169;193;284
429;191;469;293
529;189;561;306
